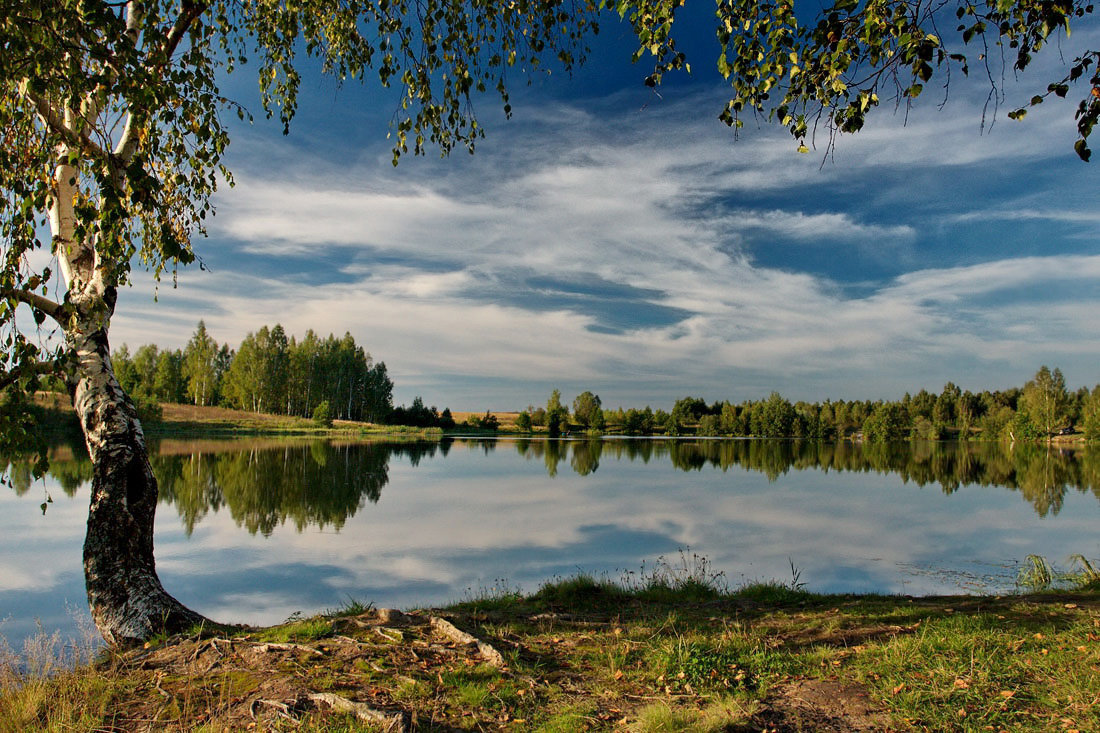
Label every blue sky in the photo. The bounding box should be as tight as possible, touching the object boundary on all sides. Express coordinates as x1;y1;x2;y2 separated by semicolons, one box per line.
110;13;1100;411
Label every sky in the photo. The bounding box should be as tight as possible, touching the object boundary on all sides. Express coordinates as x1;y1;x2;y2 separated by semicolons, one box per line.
107;11;1100;411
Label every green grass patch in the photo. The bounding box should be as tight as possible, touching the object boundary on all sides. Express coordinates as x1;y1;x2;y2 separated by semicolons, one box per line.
254;615;334;643
852;606;1100;731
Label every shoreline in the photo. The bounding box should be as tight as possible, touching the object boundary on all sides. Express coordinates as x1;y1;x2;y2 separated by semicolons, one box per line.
3;579;1098;731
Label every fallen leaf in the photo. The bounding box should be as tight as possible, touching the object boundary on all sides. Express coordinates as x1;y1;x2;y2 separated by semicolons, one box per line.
1065;603;1078;609
954;678;970;689
999;690;1015;698
613;670;623;680
892;683;906;695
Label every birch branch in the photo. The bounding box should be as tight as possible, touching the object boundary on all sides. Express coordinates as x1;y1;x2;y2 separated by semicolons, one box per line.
20;87;111;163
125;0;143;45
4;289;66;323
0;361;62;392
112;110;140;166
113;1;208;165
161;1;209;63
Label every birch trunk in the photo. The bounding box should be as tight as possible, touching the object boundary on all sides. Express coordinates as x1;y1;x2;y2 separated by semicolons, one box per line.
48;126;208;645
70;297;208;645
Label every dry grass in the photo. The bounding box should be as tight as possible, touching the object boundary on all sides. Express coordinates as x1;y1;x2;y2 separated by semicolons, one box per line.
158;403;296;423
450;410;520;426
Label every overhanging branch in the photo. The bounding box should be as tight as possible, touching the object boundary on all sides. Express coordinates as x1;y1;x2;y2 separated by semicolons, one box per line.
4;288;66;324
0;360;63;392
162;1;209;62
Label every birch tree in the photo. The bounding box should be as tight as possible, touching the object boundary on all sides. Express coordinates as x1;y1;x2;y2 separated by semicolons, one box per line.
0;0;600;646
1020;365;1069;437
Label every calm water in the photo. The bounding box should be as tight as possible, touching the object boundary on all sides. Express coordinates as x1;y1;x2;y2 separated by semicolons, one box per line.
2;437;1099;650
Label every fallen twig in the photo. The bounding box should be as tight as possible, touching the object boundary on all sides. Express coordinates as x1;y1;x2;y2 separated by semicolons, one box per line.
375;626;404;643
252;642;324;656
250;698;300;724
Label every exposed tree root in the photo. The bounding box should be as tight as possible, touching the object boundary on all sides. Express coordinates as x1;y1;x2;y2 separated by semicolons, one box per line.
429;615;507;668
308;692;407;731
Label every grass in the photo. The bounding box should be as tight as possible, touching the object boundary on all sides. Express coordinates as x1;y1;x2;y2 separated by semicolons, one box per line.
32;397;454;439
254;616;335;644
2;567;1099;732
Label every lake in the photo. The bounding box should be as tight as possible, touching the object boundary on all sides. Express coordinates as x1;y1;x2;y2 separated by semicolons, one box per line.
2;436;1099;651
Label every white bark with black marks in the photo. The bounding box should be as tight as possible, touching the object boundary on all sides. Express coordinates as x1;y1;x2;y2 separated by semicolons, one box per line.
69;294;208;646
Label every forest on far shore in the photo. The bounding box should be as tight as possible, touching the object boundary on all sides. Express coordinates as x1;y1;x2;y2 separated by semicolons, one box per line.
107;321;395;425
36;320;1097;443
519;367;1100;443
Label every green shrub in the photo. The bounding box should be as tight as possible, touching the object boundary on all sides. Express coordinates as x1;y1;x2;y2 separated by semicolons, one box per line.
312;400;333;427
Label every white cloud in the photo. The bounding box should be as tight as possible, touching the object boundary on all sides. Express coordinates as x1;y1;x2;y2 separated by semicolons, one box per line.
108;73;1100;406
949;208;1100;225
730;209;916;242
886;255;1100;303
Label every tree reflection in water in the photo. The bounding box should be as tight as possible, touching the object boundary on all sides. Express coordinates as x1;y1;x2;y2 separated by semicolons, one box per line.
9;438;1100;532
514;438;1100;519
151;440;446;536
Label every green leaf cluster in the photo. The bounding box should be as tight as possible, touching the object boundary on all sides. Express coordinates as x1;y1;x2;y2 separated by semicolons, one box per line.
616;0;1097;158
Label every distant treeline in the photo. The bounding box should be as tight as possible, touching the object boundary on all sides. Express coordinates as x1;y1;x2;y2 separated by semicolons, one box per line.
110;321;395;423
523;367;1100;442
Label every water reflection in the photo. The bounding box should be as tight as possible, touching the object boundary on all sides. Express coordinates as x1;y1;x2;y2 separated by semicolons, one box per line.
152;440;453;536
8;438;1100;533
4;436;1100;651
